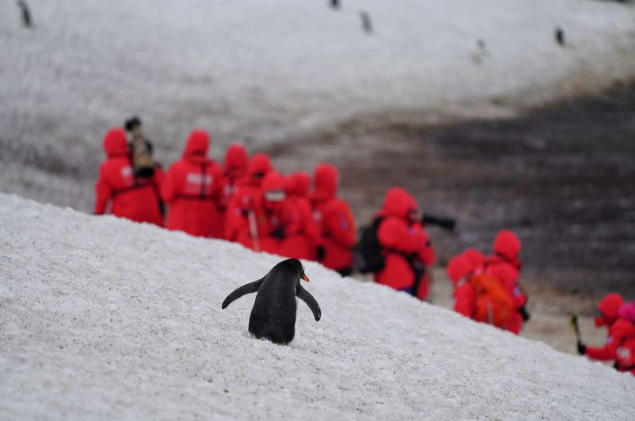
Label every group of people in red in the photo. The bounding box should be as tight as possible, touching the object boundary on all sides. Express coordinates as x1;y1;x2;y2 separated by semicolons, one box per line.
578;293;635;376
94;125;357;276
446;230;529;335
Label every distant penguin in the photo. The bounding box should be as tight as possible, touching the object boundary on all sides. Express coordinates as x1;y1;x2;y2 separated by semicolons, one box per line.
555;27;565;47
222;258;321;345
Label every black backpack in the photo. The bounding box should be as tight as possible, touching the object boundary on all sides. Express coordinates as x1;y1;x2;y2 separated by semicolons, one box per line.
353;217;385;274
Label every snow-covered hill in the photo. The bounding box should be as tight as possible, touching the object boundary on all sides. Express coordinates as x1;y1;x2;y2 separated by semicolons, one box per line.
1;193;633;420
2;0;635;212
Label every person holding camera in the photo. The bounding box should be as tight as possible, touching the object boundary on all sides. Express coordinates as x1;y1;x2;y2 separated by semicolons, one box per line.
94;128;163;226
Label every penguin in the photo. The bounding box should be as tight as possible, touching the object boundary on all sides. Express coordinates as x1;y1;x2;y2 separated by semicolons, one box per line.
222;258;321;344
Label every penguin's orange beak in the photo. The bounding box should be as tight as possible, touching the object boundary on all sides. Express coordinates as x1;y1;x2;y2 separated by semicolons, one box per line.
301;273;309;282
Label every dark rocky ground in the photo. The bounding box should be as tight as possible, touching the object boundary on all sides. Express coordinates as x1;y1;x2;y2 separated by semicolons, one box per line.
269;82;635;304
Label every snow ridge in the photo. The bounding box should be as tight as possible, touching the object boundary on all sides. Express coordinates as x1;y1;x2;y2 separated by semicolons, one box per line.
1;193;634;420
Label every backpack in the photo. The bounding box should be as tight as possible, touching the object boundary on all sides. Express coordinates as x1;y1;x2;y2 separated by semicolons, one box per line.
469;273;514;328
353;217;385;274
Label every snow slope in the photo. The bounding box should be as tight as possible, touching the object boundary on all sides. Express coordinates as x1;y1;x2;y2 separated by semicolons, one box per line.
1;0;635;211
1;193;634;420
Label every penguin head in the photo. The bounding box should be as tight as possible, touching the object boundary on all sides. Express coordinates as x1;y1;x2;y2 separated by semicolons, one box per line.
280;258;309;282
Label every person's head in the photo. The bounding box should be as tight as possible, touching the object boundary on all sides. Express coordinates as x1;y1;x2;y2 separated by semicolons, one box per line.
183;130;210;162
262;171;286;211
595;293;624;327
447;255;472;286
284;172;311;198
102;128;128;158
463;248;485;270
493;230;522;262
224;143;248;179
381;187;418;223
247;153;273;183
312;163;339;201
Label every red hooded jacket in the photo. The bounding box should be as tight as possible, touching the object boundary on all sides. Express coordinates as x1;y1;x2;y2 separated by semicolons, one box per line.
585;294;635;364
447;255;476;318
373;187;435;299
225;153;273;243
280;172;321;260
483;230;527;334
161;130;223;237
214;143;249;238
94;128;163;226
311;164;356;272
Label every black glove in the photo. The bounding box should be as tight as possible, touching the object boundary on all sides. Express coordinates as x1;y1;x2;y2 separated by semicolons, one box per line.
316;246;326;261
519;306;531;322
577;341;586;355
270;226;286;240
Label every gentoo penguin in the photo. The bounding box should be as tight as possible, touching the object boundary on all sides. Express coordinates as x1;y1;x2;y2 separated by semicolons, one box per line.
222;258;321;344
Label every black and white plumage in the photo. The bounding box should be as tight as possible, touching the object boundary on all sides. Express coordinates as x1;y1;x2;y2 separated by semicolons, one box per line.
222;258;321;345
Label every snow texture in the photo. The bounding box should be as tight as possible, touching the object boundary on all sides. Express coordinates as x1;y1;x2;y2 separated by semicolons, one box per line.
2;0;635;213
1;193;634;420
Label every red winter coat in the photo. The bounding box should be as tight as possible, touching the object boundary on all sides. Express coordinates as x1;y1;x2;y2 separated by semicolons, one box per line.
94;128;163;226
311;164;356;273
215;144;249;238
373;187;435;300
447;255;476;317
483;230;526;334
280;173;321;260
585;294;631;363
224;153;273;244
161;130;223;237
224;171;289;253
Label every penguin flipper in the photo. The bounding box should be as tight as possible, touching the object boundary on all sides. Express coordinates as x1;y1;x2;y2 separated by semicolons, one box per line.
222;278;264;309
296;284;321;321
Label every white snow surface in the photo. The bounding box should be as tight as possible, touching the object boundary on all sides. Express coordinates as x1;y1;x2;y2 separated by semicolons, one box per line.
1;193;634;420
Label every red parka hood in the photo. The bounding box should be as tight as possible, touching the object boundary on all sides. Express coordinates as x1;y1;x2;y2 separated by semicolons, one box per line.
285;172;311;197
447;255;472;285
494;230;522;265
619;301;635;324
312;163;338;201
244;153;272;183
262;171;285;193
224;143;248;177
182;130;210;163
463;248;485;269
103;128;128;158
379;187;417;220
595;293;625;327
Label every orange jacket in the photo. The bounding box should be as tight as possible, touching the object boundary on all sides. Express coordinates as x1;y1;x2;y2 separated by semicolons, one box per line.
161;130;223;237
94;128;163;226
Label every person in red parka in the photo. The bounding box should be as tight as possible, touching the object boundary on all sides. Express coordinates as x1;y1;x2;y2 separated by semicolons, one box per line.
615;301;635;376
225;153;273;245
482;230;529;334
447;254;476;318
311;163;356;276
94;128;163;226
578;293;635;376
214;143;249;238
463;248;485;274
161;130;223;237
224;171;288;253
279;172;321;260
374;187;436;300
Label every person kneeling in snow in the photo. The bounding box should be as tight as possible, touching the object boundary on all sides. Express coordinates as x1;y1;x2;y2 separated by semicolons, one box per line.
578;293;635;376
94;128;163;226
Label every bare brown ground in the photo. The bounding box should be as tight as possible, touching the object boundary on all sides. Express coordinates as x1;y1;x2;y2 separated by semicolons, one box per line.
266;82;635;356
